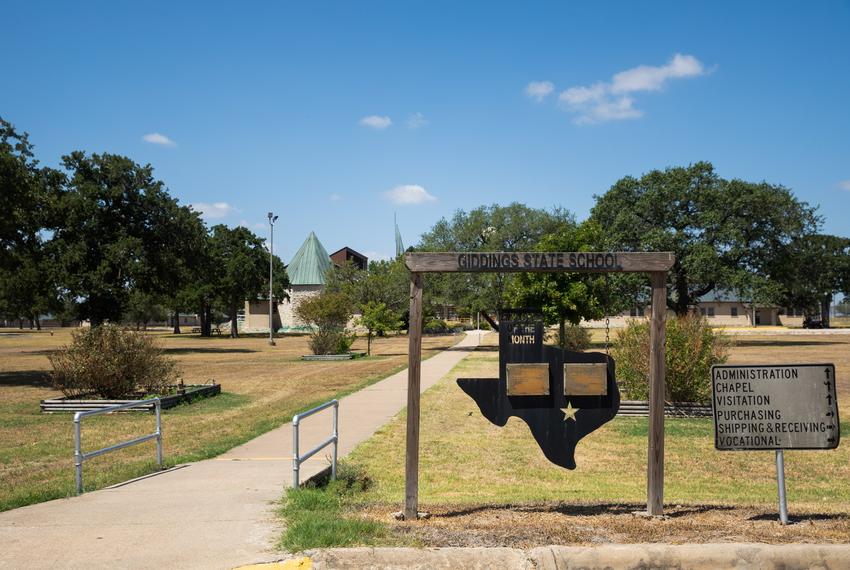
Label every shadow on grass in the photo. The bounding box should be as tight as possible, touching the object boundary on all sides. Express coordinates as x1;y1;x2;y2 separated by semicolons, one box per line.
436;502;735;519
163;347;258;355
0;370;52;387
748;512;849;522
732;340;846;347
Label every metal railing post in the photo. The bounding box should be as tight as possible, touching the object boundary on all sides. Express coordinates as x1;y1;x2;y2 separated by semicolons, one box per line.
74;413;83;495
71;398;164;495
332;402;339;481
292;416;300;488
155;399;163;468
291;399;339;489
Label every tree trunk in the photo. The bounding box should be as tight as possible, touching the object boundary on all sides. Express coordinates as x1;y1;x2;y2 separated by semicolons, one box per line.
173;309;181;334
822;295;831;329
34;316;41;331
367;331;372;356
18;318;23;329
673;272;690;316
204;306;212;337
230;304;239;338
559;319;566;349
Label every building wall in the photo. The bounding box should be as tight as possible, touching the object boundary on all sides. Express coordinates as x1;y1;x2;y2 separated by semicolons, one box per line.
695;301;755;326
779;315;805;327
280;285;324;330
244;300;282;331
584;302;788;327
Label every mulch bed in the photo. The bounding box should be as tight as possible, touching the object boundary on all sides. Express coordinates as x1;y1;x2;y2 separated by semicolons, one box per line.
358;502;850;546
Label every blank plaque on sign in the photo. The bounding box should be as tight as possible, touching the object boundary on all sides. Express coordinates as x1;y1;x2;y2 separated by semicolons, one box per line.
506;363;550;396
564;363;607;396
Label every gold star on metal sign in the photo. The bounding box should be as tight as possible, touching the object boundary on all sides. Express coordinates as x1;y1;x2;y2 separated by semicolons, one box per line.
561;402;579;422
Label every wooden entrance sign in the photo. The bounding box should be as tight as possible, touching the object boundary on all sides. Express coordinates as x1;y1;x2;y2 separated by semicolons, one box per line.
402;251;674;520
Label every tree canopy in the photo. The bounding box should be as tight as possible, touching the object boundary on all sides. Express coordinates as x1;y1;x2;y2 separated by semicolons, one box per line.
417;203;574;316
771;234;850;325
590;162;820;314
50;152;195;325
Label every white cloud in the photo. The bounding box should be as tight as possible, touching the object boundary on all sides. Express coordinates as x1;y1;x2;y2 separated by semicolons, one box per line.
558;53;707;124
363;250;392;261
525;81;554;102
407;112;428;129
574;96;642;125
383;184;437;205
329;193;342;201
142;132;176;146
359;115;393;129
611;54;705;94
838;180;850;192
192;202;237;219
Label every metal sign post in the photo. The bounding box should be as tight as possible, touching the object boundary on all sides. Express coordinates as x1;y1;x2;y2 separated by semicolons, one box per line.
775;450;788;524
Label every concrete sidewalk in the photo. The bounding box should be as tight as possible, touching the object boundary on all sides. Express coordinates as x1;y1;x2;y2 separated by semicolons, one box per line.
0;331;484;570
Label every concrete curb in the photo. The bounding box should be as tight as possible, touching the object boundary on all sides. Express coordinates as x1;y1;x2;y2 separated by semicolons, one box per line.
287;543;850;569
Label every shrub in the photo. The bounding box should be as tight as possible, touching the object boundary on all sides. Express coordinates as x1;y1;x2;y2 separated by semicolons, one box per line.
554;324;592;351
612;314;730;403
423;319;449;334
296;292;355;355
308;329;356;355
49;325;179;399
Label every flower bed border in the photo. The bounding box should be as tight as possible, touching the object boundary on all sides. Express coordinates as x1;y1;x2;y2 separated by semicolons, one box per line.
300;352;367;361
40;383;221;413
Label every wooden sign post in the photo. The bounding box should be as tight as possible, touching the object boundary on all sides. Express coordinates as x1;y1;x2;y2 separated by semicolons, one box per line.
402;252;674;520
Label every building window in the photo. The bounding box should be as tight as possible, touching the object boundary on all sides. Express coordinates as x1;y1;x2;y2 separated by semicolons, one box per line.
630;307;639;317
731;307;738;317
707;307;715;317
699;307;706;316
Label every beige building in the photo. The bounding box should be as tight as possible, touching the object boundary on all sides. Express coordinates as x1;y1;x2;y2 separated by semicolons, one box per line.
585;289;805;328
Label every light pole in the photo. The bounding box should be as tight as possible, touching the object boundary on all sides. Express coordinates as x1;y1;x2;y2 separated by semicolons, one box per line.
268;212;279;346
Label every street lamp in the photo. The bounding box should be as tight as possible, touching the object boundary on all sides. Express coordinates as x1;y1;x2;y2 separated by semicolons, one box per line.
268;212;279;346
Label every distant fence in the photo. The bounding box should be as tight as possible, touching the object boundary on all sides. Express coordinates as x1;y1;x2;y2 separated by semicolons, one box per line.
619;400;712;418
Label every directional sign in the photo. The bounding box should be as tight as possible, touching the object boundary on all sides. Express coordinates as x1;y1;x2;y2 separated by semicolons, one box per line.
712;364;840;451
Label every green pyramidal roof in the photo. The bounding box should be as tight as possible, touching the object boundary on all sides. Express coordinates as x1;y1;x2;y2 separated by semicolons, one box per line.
287;231;332;285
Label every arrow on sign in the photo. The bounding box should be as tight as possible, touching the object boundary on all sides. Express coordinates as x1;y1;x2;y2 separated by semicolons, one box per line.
826;367;832;380
828;437;836;443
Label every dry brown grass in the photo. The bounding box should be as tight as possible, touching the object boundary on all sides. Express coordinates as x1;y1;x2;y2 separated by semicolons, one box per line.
346;331;850;545
0;328;460;511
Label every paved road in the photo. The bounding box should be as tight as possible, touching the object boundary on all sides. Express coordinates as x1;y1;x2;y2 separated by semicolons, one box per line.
0;331;484;570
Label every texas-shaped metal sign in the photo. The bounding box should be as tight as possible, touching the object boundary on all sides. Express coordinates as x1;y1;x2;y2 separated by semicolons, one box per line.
458;310;619;469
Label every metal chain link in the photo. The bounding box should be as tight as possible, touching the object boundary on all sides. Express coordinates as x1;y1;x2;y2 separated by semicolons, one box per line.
605;317;610;356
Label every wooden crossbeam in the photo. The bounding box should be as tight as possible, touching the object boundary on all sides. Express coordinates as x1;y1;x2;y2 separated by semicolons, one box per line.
405;251;674;273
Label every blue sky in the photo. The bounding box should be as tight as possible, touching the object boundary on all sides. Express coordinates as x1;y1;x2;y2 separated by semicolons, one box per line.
4;1;850;262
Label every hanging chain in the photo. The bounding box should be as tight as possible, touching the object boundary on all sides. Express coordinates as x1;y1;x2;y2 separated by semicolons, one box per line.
604;273;611;357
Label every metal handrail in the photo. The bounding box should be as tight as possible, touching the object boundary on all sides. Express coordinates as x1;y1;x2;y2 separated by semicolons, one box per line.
73;398;163;495
292;399;338;487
